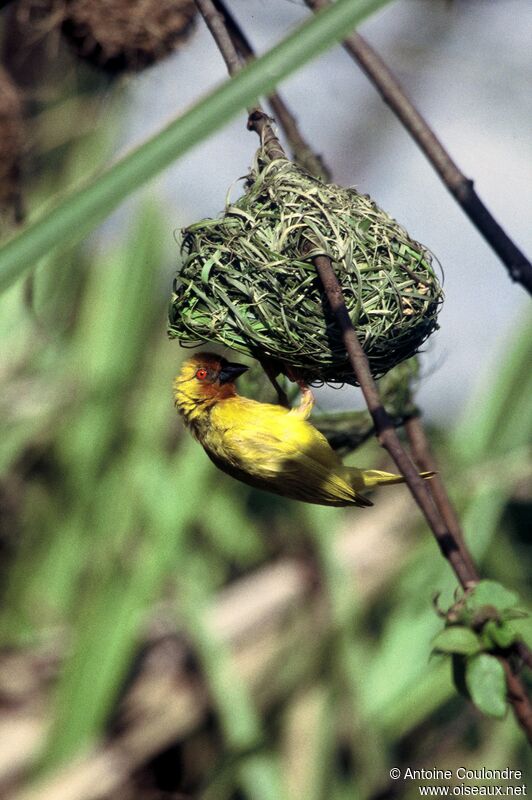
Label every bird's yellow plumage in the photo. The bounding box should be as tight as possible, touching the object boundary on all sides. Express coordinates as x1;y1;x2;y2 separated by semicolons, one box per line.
174;353;432;507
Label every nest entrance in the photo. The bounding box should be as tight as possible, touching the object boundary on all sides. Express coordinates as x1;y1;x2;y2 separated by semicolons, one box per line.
168;153;443;384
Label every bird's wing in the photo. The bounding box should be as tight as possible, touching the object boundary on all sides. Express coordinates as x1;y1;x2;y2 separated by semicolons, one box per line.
216;401;337;469
214;408;370;507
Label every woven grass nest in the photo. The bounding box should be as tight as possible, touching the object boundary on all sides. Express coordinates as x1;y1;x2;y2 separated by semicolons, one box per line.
168;152;443;384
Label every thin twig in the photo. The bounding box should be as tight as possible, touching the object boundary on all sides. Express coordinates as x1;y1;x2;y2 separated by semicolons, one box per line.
196;0;242;76
405;415;532;670
405;415;479;580
313;257;532;740
194;0;532;746
305;0;532;296
210;0;331;181
516;643;532;672
502;660;532;747
194;0;284;163
314;255;474;587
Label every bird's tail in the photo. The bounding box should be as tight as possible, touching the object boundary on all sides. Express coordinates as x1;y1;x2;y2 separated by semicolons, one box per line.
347;467;435;492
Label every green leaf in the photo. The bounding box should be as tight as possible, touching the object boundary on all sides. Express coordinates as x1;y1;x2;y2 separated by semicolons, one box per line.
465;654;507;719
431;626;483;656
508;616;532;648
481;619;518;650
0;0;393;293
465;580;519;614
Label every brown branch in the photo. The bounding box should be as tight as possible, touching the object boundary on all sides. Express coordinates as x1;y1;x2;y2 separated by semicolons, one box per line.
314;255;475;588
502;660;532;747
195;0;532;746
195;0;242;76
305;0;532;296
194;0;285;164
516;642;532;672
405;415;479;581
405;416;532;671
313;257;532;741
210;0;331;181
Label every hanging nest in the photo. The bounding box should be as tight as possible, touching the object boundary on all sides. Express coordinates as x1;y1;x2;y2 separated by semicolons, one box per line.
15;0;197;74
63;0;197;72
168;153;443;384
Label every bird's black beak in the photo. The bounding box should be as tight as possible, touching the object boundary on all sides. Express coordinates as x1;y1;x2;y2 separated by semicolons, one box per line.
219;361;249;384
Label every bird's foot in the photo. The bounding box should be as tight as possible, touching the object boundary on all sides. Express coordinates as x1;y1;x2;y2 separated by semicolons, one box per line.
291;379;314;419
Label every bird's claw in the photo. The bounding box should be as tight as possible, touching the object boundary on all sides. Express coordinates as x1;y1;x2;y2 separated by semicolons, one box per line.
289;380;314;419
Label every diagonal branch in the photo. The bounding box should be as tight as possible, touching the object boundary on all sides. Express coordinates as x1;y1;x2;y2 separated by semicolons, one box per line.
503;660;532;746
305;0;532;296
194;0;284;163
314;253;532;743
405;415;479;580
314;255;475;588
405;415;532;670
194;0;532;746
210;0;331;181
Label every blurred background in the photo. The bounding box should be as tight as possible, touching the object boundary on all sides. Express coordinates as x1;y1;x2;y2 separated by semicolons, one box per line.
0;1;531;798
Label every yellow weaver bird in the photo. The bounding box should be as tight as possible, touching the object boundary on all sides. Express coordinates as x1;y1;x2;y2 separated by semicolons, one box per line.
174;353;432;508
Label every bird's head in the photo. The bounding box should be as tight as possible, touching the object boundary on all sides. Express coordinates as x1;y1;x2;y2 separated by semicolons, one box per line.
173;352;249;421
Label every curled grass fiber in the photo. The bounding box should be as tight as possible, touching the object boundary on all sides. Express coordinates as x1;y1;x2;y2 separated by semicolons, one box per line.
169;152;443;384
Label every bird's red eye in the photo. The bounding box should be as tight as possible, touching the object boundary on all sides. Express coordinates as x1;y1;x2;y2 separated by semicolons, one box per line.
196;368;208;380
